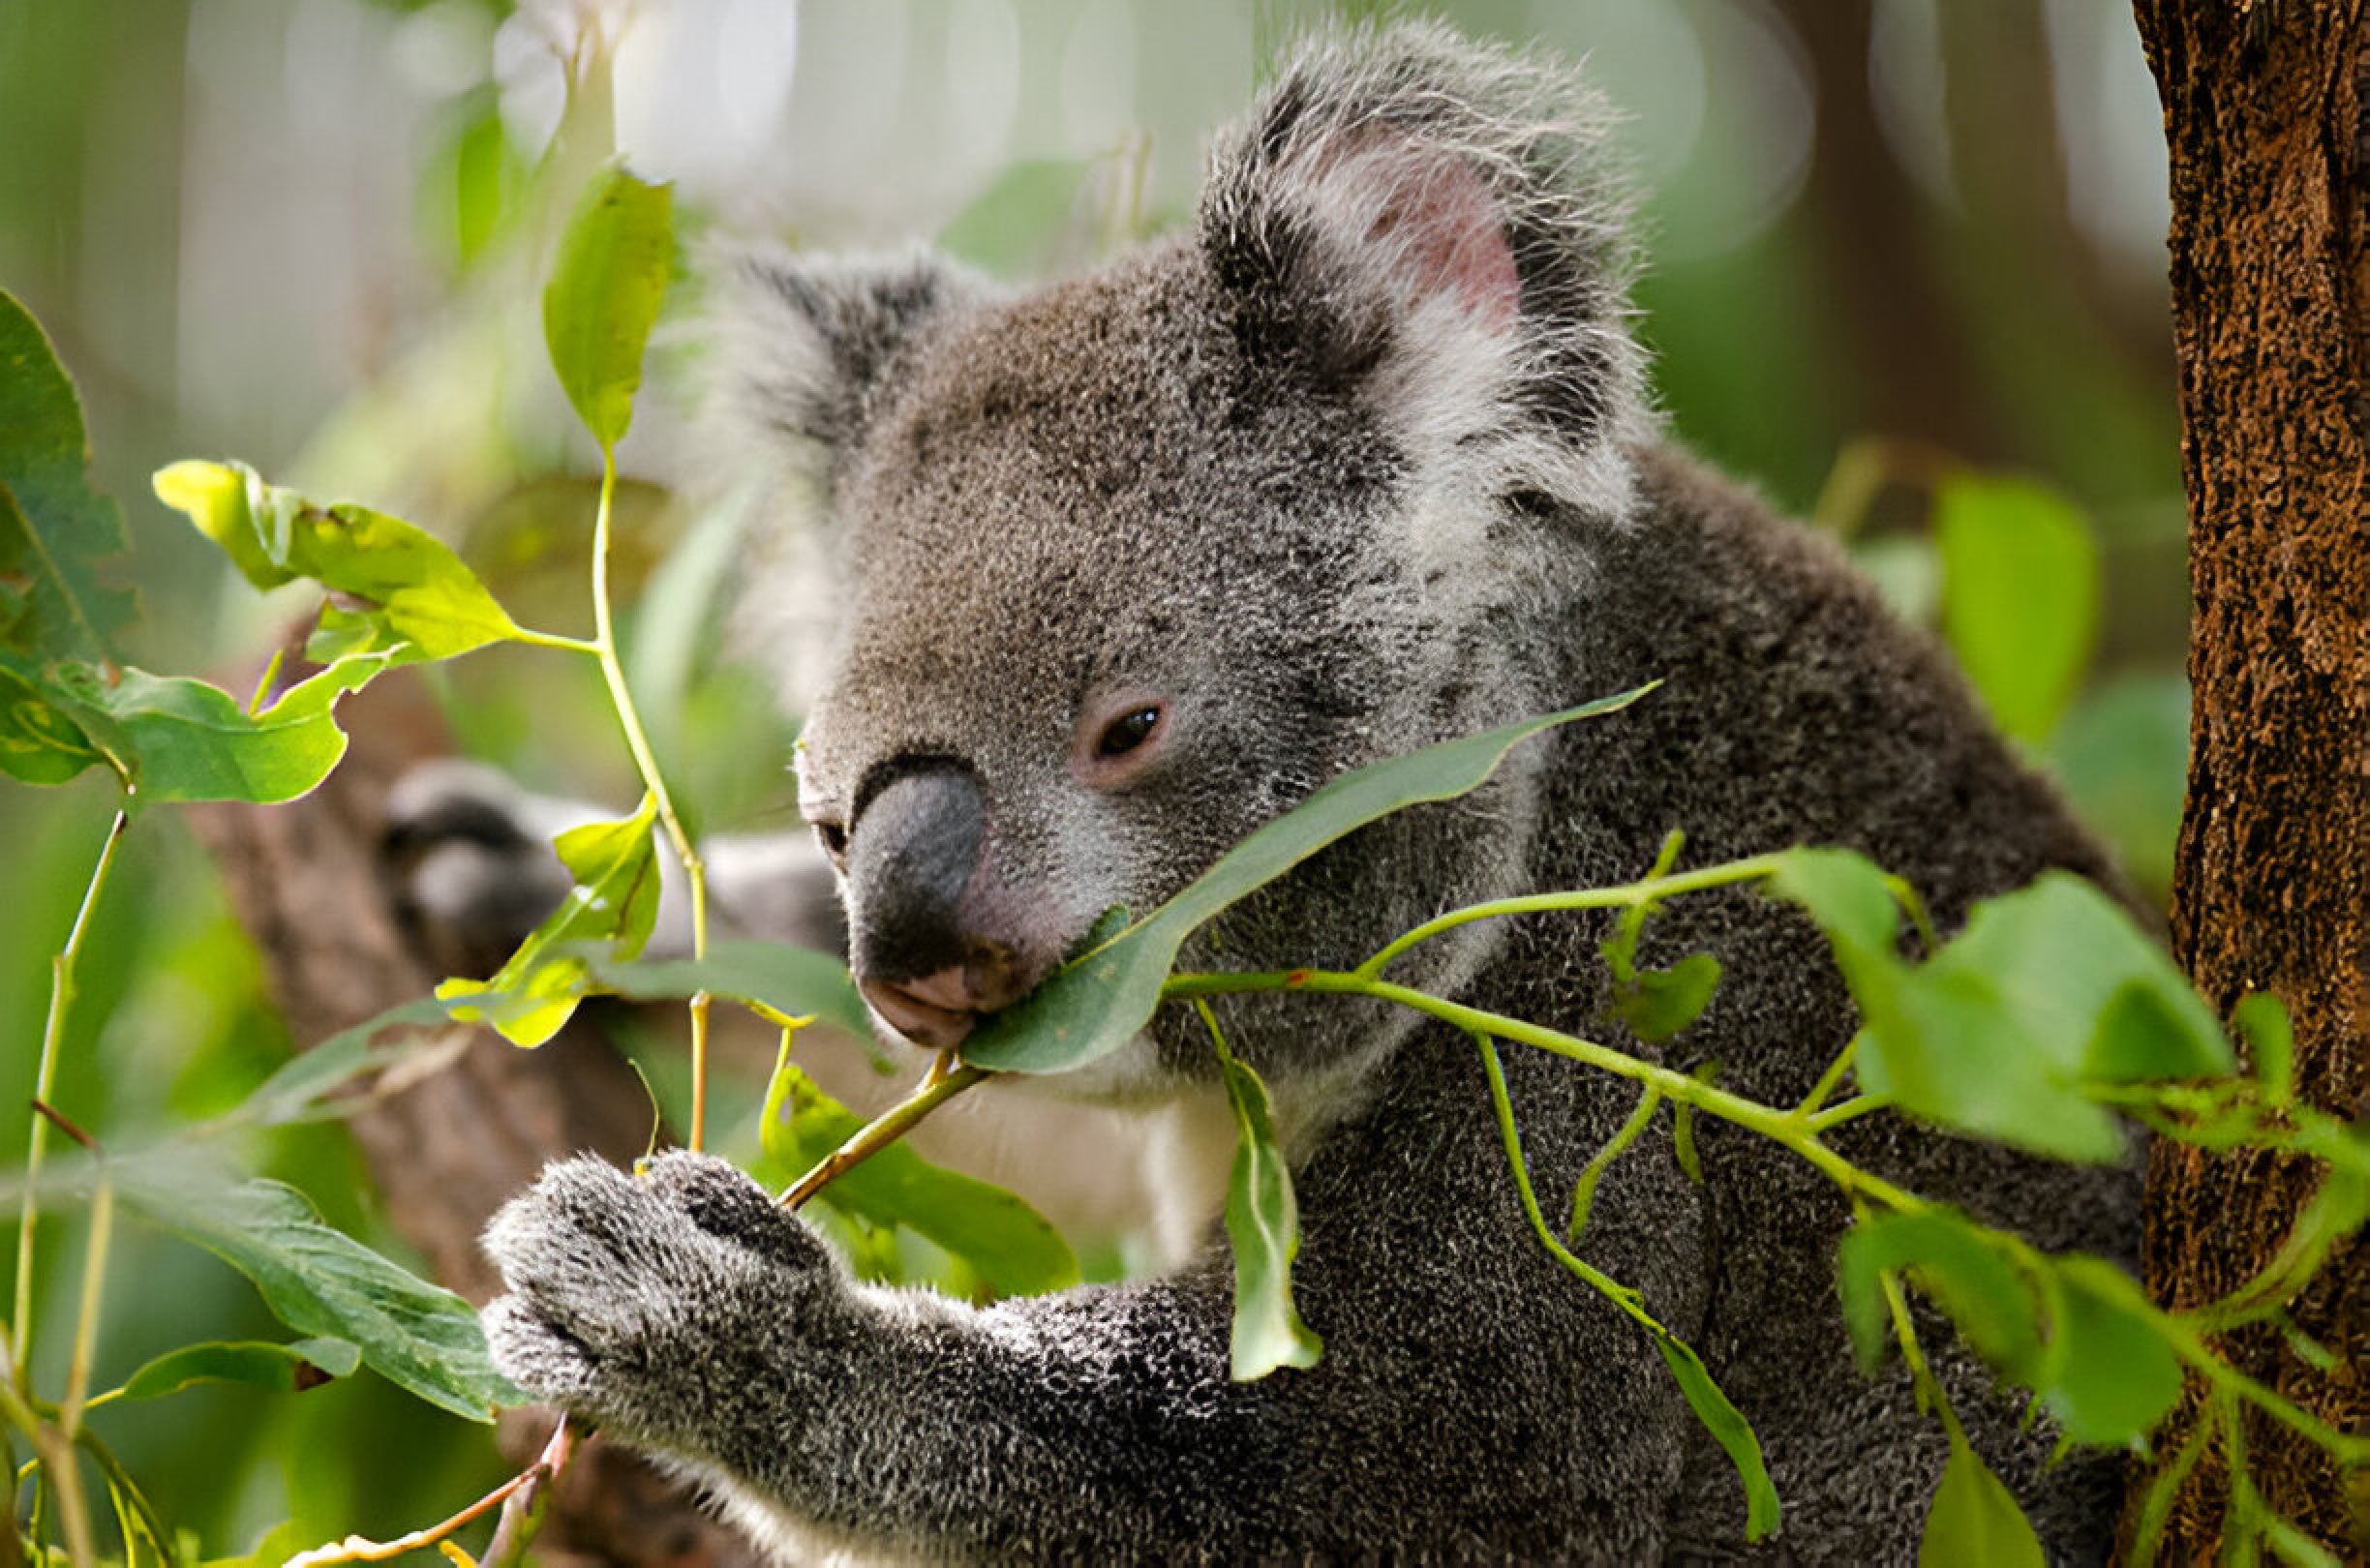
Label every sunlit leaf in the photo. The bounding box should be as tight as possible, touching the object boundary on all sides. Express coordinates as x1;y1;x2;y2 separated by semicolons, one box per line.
1920;1436;2044;1568
2048;673;2188;898
438;794;661;1046
964;689;1654;1074
543;164;674;450
154;460;526;660
1211;1035;1322;1380
0;289;133;665
757;1054;1076;1298
1935;474;2099;743
117;1336;362;1401
117;1158;519;1422
58;662;349;804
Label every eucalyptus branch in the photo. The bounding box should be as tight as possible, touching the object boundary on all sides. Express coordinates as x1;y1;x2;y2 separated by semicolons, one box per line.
15;806;128;1383
587;456;714;1148
1353;852;1792;980
777;1060;997;1210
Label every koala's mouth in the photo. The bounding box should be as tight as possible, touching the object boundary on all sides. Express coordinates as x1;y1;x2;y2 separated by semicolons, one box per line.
859;941;1033;1052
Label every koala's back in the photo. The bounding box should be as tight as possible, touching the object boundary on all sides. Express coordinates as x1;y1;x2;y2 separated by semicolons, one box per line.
1433;441;2138;1556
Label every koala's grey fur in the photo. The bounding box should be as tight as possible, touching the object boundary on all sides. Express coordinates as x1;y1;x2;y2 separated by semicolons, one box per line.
484;24;2136;1562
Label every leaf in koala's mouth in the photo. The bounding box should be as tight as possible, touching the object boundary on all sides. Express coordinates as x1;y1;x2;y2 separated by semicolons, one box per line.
960;684;1656;1075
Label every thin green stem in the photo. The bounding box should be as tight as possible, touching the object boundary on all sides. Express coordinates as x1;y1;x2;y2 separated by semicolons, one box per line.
1808;1094;1894;1133
777;1062;995;1210
1165;966;1929;1219
1567;1083;1662;1245
587;454;713;1147
15;807;129;1384
1354;853;1791;980
1796;1036;1860;1117
1472;1033;1646;1314
507;627;604;657
2128;1399;2218;1567
56;1181;108;1439
71;1427;171;1564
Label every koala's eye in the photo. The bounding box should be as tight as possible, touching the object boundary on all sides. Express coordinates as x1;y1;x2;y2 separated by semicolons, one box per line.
1097;705;1164;758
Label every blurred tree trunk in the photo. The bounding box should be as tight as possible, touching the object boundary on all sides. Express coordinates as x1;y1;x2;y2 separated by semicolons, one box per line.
2124;3;2369;1557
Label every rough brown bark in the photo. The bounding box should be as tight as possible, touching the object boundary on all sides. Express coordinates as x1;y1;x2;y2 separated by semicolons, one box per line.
185;648;760;1568
2125;2;2370;1556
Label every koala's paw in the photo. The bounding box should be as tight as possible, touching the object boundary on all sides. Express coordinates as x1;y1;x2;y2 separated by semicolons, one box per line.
482;1152;836;1440
380;759;574;977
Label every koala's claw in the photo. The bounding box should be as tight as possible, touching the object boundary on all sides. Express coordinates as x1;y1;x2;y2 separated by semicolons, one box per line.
639;1150;836;1273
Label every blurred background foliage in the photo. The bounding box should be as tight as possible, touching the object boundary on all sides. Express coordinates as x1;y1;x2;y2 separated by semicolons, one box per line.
0;0;2189;1553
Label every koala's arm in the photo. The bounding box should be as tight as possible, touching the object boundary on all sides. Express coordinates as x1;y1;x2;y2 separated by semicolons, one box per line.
486;1123;1693;1560
487;1153;1265;1557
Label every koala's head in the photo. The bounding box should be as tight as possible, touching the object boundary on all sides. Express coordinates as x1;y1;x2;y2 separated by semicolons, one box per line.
718;25;1649;1087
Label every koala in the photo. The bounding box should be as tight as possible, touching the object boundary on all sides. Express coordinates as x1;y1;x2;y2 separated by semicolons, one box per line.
482;25;2136;1563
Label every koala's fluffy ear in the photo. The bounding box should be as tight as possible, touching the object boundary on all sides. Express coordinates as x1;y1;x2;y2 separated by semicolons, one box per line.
1199;24;1651;520
710;248;987;498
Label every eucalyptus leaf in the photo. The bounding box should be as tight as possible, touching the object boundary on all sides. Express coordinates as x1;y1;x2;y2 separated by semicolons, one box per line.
154;460;526;660
60;662;350;804
581;941;871;1040
117;1159;519;1422
0;288;134;665
118;1337;362;1401
2034;1255;2181;1445
757;1054;1076;1297
1935;475;2099;744
964;689;1652;1074
1654;1331;1780;1542
439;794;661;1046
543;164;674;450
1212;1035;1322;1381
1920;1436;2045;1568
1837;1209;2042;1382
2232;992;2294;1104
1612;953;1721;1043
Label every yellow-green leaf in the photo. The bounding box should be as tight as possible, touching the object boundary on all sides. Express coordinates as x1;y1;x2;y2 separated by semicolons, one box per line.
438;794;661;1045
543;164;674;450
1211;1036;1322;1380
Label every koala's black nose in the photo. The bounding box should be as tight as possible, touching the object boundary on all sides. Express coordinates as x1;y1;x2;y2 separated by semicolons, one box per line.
844;767;1032;1049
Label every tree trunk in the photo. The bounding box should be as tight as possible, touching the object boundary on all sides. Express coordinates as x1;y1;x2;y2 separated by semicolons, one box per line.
2124;3;2369;1556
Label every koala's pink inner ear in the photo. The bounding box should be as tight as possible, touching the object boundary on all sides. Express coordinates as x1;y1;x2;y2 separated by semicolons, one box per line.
1318;133;1522;331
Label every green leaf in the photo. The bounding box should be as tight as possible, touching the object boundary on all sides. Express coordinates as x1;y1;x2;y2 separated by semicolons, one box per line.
1210;1037;1322;1380
963;688;1654;1073
579;940;872;1040
1612;952;1721;1043
212;995;462;1131
938;158;1098;278
1785;868;2203;1163
1653;1330;1780;1543
438;794;662;1046
2047;673;2188;898
1767;847;1902;981
1838;1209;2043;1381
1934;474;2099;743
58;662;350;804
543;164;674;450
154;460;527;660
117;1336;362;1401
2233;992;2294;1104
2033;1255;2182;1445
0;289;133;665
1920;1436;2045;1568
0;652;106;785
757;1054;1076;1298
117;1159;519;1422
